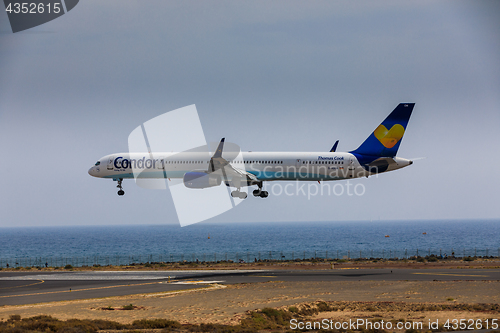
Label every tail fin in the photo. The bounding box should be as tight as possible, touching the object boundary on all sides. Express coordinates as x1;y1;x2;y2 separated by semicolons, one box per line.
350;103;414;157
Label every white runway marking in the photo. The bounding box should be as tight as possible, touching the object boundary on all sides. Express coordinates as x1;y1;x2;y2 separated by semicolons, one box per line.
172;280;225;284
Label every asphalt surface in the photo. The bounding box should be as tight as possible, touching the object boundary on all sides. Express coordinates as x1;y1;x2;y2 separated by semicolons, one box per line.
0;268;498;306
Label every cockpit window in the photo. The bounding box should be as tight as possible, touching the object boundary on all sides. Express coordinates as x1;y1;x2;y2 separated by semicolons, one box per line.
95;161;101;166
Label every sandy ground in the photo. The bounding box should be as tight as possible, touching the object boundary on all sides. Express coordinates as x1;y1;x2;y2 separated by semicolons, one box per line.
2;258;499;273
0;280;498;325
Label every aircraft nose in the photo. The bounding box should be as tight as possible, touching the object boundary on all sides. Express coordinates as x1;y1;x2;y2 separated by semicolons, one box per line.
88;166;99;177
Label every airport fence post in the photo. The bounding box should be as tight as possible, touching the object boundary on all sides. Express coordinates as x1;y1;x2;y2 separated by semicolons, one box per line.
440;249;442;257
382;249;384;259
337;250;339;260
486;248;489;257
475;248;477;257
304;251;306;260
416;248;418;257
214;253;217;262
269;251;272;260
292;251;294;260
360;250;362;259
348;250;350;260
326;251;328;260
247;252;249;263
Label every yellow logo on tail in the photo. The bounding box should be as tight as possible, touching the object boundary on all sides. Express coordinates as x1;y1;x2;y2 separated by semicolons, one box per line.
374;124;405;148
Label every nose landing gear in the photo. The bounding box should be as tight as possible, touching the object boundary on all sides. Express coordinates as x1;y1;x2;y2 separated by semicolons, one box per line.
116;178;125;196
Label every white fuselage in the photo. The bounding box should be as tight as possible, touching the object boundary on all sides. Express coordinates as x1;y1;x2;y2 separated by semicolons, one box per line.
88;152;412;182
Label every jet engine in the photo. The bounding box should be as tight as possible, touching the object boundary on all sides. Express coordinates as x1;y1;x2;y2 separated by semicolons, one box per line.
183;172;222;189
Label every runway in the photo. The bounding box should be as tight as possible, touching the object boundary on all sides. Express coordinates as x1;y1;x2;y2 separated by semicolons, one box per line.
1;268;498;306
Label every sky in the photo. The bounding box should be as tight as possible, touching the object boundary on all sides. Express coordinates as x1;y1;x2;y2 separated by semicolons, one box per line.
0;1;499;227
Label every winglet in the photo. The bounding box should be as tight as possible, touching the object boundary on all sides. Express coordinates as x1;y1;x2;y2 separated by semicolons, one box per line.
330;140;339;152
213;138;225;158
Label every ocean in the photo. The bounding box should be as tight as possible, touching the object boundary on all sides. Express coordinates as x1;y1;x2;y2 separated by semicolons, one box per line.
0;220;498;267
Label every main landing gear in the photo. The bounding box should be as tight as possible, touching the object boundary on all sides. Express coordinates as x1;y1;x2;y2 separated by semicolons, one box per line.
253;189;268;198
231;190;247;199
116;178;125;196
252;182;268;198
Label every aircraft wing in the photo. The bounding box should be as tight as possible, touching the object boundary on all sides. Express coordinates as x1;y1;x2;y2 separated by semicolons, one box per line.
208;138;259;186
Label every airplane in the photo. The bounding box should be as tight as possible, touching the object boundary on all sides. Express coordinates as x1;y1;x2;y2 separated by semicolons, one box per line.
88;103;415;198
